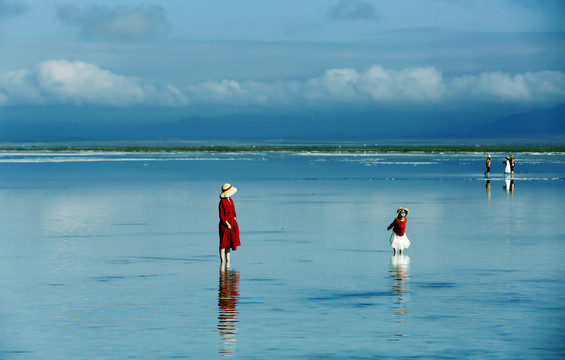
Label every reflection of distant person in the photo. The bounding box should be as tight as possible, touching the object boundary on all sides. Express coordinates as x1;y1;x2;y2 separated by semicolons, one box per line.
484;155;491;177
504;179;515;194
219;183;241;267
503;157;511;176
387;208;411;255
510;155;515;177
486;180;491;198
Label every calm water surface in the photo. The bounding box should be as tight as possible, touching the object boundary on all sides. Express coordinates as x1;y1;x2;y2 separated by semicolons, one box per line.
0;151;564;359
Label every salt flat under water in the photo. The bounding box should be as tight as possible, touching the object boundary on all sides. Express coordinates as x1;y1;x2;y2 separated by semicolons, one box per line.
0;151;564;359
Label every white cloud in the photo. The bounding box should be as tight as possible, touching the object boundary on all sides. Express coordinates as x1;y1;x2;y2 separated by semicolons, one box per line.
450;70;565;104
57;4;170;41
37;60;149;105
0;61;563;108
0;60;184;106
307;68;360;101
189;80;244;101
185;79;304;106
307;65;444;102
185;66;445;106
0;69;45;105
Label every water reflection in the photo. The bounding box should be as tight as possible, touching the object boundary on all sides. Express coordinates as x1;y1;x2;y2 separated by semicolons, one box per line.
218;269;240;356
504;178;515;196
486;180;491;199
389;254;410;341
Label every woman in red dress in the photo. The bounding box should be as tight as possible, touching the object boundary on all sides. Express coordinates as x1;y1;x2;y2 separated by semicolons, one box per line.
219;183;240;266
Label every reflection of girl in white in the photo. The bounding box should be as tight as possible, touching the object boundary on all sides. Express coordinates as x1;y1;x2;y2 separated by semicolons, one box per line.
387;208;411;255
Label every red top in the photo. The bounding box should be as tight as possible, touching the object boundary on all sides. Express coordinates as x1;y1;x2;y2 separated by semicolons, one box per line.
219;198;241;250
389;218;407;236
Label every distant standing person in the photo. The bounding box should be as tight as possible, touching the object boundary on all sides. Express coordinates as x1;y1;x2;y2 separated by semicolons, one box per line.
387;208;411;255
219;183;241;267
484;155;491;178
510;155;515;177
503;157;511;176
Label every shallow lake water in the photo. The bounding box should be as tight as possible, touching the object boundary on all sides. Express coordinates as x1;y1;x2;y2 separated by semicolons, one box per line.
0;151;564;359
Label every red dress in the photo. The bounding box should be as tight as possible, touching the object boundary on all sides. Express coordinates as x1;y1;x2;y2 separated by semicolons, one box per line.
219;198;241;250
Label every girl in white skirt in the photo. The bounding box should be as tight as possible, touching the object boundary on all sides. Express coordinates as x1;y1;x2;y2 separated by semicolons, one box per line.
387;208;410;255
503;156;511;176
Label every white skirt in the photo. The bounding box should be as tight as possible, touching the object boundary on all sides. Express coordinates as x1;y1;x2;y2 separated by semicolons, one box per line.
390;232;411;251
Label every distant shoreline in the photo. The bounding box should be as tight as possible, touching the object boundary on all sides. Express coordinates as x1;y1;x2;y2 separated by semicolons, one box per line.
1;144;564;153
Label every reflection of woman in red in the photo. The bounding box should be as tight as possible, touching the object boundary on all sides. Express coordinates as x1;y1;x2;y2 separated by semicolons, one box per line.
390;254;410;326
218;183;241;267
218;269;240;356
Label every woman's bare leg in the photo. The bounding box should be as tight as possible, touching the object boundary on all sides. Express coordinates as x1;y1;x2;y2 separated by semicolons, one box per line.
220;248;226;264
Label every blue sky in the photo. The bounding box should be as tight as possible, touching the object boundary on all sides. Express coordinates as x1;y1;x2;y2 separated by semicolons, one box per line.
0;0;564;141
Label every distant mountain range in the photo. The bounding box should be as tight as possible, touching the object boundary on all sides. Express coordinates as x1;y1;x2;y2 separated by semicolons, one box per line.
1;104;563;145
461;104;565;141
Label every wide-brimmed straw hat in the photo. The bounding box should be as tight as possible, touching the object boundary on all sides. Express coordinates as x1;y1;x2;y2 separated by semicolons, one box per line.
220;183;237;198
396;207;409;217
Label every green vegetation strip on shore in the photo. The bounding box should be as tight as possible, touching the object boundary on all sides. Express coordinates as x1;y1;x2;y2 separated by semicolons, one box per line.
1;144;564;153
